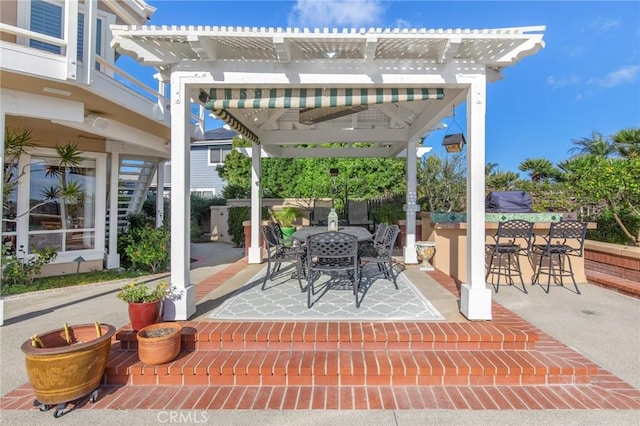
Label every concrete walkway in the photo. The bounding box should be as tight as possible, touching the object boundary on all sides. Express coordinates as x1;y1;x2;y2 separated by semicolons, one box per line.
1;242;638;425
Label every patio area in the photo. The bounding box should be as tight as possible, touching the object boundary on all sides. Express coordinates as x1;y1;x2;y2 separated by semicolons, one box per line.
1;242;638;418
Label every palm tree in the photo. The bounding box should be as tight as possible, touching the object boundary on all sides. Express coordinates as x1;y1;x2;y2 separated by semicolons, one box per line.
568;130;615;158
518;158;559;182
486;171;520;191
612;128;640;158
485;162;499;177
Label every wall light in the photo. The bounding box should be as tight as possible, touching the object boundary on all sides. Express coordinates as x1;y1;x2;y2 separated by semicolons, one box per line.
85;113;110;130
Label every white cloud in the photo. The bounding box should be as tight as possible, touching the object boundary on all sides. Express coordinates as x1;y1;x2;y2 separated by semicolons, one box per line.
287;0;384;28
546;73;581;89
588;65;640;88
590;17;620;32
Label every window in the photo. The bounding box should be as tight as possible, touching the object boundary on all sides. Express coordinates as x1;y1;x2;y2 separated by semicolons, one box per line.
191;190;215;198
28;0;106;67
28;156;97;253
208;145;232;165
29;0;62;54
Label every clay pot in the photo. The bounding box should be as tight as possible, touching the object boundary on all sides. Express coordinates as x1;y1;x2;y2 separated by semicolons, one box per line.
136;322;182;365
127;300;162;331
21;323;116;405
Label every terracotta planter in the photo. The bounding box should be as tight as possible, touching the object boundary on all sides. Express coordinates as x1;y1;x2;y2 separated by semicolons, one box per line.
136;322;182;365
20;323;116;405
128;300;163;331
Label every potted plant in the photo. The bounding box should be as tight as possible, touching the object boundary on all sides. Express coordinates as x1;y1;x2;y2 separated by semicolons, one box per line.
272;206;303;240
21;322;116;416
116;281;173;331
136;322;182;365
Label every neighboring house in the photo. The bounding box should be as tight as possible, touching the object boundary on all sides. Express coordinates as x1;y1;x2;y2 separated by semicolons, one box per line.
151;127;236;198
0;0;201;274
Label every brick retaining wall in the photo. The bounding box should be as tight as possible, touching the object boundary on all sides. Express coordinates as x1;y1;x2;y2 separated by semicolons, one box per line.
584;240;640;283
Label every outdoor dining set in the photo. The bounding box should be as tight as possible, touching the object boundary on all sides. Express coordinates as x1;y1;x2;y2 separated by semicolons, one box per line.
261;223;400;308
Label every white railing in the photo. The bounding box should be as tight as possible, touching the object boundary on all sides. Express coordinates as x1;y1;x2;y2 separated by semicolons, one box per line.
0;23;68;50
1;21;205;130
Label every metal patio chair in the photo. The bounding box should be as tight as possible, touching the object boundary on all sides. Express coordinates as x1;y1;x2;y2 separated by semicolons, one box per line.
531;220;588;294
261;224;306;291
359;224;401;289
306;231;360;308
485;219;534;293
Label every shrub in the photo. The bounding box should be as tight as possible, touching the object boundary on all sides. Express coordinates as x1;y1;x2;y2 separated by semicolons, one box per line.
227;206;250;247
116;280;172;303
122;225;170;273
1;245;57;292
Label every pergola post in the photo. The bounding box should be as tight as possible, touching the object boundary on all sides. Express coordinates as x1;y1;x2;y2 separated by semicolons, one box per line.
248;142;263;264
105;150;120;269
156;160;165;228
167;75;196;320
460;77;492;320
404;138;419;264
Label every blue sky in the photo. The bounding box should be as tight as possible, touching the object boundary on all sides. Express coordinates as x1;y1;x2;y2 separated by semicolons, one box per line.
135;0;640;175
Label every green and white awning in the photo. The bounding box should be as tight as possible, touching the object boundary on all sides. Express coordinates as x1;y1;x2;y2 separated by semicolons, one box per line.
199;87;445;110
198;87;445;143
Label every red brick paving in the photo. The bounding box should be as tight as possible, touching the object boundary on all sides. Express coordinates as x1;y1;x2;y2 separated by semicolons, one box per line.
2;262;639;412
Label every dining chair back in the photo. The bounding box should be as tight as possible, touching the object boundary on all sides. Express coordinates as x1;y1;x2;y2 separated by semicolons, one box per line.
306;231;360;308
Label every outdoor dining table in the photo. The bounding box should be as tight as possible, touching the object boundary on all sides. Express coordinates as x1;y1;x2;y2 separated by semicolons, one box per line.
292;226;372;242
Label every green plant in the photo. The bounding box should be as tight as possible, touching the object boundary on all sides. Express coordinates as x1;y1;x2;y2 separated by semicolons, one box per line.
227;206;250;247
372;203;405;224
122;225;170;273
272;206;302;228
1;245;57;291
116;280;172;303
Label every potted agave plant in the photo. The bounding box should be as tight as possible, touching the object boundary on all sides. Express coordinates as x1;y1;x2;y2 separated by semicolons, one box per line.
272;206;303;241
116;281;172;331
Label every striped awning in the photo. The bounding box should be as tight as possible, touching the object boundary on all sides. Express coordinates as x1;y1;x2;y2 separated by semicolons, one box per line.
211;109;260;143
199;87;445;110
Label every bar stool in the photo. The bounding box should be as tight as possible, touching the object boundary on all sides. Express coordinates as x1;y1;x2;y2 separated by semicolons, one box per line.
485;219;534;293
532;220;587;294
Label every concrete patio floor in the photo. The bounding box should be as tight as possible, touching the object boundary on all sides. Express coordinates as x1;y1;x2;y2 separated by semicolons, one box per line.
1;242;638;425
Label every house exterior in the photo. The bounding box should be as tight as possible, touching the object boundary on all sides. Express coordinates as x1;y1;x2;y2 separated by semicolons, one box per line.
152;127;236;198
0;0;201;278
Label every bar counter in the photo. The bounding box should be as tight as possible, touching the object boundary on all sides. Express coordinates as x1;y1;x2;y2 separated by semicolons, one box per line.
421;212;593;285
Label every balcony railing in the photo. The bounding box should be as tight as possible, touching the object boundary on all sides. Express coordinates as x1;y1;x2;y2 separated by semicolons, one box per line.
0;22;205;132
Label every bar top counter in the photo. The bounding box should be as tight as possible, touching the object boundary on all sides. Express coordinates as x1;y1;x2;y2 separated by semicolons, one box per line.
421;212;590;285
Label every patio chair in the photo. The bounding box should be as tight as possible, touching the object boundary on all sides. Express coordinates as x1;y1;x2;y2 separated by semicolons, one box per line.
531;220;588;294
261;224;306;292
485;219;534;293
359;224;400;289
347;200;373;229
306;231;360;308
310;199;334;226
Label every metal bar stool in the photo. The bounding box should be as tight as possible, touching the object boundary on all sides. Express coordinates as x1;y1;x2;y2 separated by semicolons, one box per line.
532;220;588;294
485;219;534;293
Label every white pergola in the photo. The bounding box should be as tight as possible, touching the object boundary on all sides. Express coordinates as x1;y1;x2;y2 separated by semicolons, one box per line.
111;25;545;321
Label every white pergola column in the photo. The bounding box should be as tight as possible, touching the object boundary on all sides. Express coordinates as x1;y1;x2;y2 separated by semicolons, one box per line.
167;76;196;320
156;160;165;227
403;138;419;264
248;142;263;264
0;113;5;326
460;77;492;320
105;151;120;269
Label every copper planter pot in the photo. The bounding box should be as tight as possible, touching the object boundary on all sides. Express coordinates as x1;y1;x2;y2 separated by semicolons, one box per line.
136;322;182;365
20;323;116;405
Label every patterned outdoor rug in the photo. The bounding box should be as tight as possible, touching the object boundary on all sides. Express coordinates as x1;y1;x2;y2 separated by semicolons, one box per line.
206;264;444;321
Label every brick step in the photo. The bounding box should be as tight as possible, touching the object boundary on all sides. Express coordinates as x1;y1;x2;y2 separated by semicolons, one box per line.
586;270;640;299
116;321;538;352
104;346;597;387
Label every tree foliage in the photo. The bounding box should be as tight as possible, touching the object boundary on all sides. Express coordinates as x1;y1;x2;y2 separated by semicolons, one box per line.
417;154;466;212
564;155;640;245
